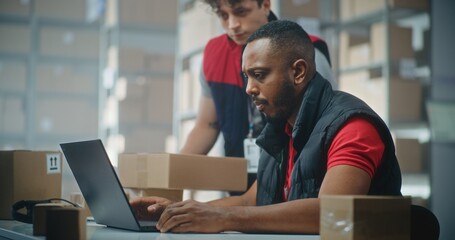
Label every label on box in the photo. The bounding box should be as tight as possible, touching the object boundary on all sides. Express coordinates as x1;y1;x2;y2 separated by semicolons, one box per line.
46;153;61;174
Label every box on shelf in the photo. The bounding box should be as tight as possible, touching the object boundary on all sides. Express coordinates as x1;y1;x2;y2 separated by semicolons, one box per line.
339;0;355;21
35;0;87;21
120;126;172;153
339;71;422;123
40;27;99;59
320;195;411;240
115;47;175;73
356;0;428;17
0;61;27;92
341;0;429;20
371;23;414;63
0;96;25;135
0;24;30;54
395;138;427;173
118;153;247;191
179;1;220;56
117;0;177;27
0;0;30;16
118;78;173;125
35;98;97;136
339;31;370;68
280;0;320;19
146;79;173;123
0;150;63;219
124;188;183;202
36;64;97;95
348;42;371;67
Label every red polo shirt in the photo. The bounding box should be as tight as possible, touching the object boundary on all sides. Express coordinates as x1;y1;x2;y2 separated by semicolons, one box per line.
283;117;385;201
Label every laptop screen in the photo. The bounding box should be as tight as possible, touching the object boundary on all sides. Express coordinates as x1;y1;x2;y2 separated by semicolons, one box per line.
60;139;154;231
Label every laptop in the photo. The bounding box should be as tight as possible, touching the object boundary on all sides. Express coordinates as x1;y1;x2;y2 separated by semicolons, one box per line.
60;139;158;232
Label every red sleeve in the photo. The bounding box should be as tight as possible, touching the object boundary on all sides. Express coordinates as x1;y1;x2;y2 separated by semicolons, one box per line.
327;117;384;178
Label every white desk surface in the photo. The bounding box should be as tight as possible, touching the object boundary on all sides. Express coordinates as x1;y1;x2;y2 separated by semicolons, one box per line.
0;220;320;240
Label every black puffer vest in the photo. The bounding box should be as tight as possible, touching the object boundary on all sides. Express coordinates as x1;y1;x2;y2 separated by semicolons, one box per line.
256;73;402;205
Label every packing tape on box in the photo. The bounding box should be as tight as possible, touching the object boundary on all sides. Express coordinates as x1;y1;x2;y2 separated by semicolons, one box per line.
320;209;354;237
136;155;149;187
137;155;148;170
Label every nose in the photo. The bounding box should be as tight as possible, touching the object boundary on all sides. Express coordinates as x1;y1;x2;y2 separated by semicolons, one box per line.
228;15;240;30
245;78;258;97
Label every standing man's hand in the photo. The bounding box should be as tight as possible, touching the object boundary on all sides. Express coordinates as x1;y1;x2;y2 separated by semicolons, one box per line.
129;197;173;221
157;200;230;233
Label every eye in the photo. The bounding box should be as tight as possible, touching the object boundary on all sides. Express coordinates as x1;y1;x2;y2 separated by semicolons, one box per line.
253;71;264;80
233;8;248;16
217;11;228;21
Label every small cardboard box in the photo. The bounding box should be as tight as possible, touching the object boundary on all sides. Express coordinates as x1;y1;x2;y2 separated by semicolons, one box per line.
118;153;247;191
320;195;411;240
371;23;414;63
124;188;183;202
339;72;422;123
395;138;427;173
0;151;63;219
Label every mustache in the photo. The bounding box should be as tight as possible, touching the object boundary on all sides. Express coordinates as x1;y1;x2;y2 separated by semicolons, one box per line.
251;96;267;105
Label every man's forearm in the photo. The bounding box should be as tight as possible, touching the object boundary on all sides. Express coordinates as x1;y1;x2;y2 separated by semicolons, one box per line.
221;198;320;234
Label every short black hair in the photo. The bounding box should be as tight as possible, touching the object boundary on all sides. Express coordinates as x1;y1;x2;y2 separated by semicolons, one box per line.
246;20;315;72
203;0;264;11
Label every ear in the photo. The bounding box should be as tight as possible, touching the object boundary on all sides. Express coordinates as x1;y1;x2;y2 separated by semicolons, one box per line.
292;59;308;86
262;0;271;16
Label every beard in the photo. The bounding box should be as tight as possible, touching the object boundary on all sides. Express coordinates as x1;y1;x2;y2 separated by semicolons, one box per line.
265;78;296;124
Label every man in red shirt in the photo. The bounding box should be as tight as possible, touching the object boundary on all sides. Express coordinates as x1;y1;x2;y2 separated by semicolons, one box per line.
180;0;336;195
130;20;402;233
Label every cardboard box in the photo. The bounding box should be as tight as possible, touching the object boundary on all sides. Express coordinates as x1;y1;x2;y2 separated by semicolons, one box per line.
339;72;422;123
339;31;370;68
339;0;356;21
118;153;247;191
371;23;414;63
0;24;30;54
0;0;30;16
124;188;183;202
348;43;371;67
35;0;86;21
35;98;98;135
353;0;428;18
69;192;92;220
117;0;177;27
46;208;86;240
40;27;99;59
146;79;173;123
118;78;173;125
0;151;63;219
280;0;320;19
320;195;411;240
120;126;172;153
0;61;27;92
179;1;221;56
36;64;97;95
0;96;25;135
395;138;426;173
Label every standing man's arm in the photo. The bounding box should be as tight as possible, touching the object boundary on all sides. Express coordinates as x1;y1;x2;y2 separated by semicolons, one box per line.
179;95;220;154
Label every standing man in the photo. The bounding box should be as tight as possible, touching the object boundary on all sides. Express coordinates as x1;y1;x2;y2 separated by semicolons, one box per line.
131;20;402;233
180;0;336;193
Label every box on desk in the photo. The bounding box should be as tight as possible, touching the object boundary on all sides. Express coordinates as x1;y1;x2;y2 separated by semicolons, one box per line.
320;195;411;240
0;151;62;219
118;153;247;192
124;188;183;202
